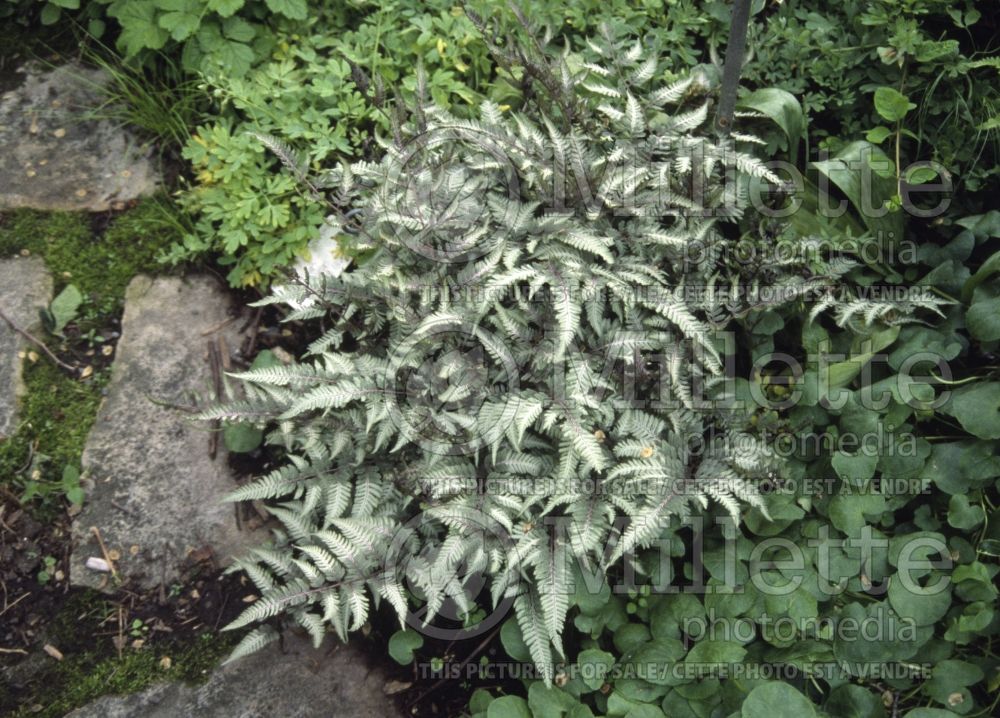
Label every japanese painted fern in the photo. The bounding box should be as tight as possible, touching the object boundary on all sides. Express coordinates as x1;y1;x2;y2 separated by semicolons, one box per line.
209;26;856;674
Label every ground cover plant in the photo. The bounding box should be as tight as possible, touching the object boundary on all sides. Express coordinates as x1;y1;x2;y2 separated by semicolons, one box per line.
458;208;1000;717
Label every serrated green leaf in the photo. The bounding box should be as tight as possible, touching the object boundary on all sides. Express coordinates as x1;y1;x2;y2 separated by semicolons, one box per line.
265;0;307;20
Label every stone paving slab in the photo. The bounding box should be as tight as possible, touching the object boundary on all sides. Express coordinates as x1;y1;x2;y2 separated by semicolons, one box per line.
69;275;260;591
65;634;405;718
0;256;53;440
0;63;159;212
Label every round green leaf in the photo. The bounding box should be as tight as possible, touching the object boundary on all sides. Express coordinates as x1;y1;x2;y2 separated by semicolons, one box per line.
500;618;530;662
614;622;652;654
832;451;878;485
470;689;494;714
577;648;615;691
966;298;1000;341
624;705;666;718
887;575;952;626
742;682;816;718
223;422;264;453
684;640;747;668
630;639;686;686
926;659;984;708
528;681;579;716
249;349;282;369
824;683;886;718
487;695;531;718
948;494;985;530
387;629;423;665
946;383;1000;440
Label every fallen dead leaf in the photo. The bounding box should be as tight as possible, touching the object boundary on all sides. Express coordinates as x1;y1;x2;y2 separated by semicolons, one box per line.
43;644;64;661
53;128;66;138
383;680;412;695
160;656;172;670
187;546;214;563
272;346;295;364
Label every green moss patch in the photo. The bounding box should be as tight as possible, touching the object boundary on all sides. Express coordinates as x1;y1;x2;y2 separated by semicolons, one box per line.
4;588;236;718
0;199;182;515
0;198;179;310
0;360;102;516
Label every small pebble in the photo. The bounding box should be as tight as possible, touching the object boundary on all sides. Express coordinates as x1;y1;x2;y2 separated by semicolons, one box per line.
85;556;110;572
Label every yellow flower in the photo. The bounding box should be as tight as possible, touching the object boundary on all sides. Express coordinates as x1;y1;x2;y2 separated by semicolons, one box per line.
640;446;654;459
